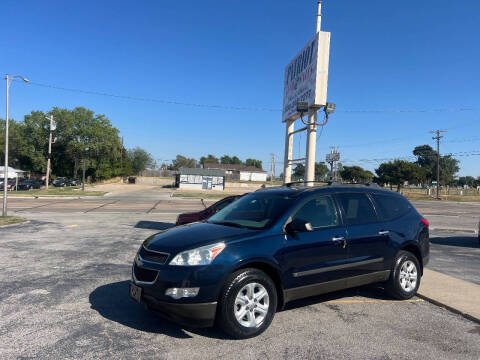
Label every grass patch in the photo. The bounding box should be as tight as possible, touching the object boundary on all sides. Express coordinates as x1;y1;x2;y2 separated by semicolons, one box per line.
0;216;27;226
172;192;229;199
5;187;106;197
404;192;480;202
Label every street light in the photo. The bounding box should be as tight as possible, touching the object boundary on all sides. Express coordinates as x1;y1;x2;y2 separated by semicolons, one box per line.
3;74;29;217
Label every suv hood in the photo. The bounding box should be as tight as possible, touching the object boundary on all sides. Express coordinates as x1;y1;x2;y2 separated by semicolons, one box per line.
144;222;259;255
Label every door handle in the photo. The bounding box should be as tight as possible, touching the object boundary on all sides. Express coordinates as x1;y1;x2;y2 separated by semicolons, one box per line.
378;230;390;235
332;236;347;248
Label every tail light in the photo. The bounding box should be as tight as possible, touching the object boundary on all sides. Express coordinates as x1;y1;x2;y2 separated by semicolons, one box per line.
420;218;429;227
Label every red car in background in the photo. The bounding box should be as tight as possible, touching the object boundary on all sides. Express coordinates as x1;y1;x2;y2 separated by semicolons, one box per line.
176;195;244;226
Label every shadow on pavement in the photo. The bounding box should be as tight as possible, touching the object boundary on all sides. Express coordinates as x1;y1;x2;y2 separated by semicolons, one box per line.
89;281;227;339
430;236;479;248
135;221;175;230
284;284;392;311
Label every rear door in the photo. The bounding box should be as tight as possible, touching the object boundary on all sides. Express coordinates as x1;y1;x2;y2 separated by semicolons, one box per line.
282;194;348;290
334;192;389;278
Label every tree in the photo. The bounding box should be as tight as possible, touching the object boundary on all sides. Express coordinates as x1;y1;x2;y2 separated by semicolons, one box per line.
315;162;329;181
200;154;219;166
375;160;424;191
169;154;196;170
245;158;263;169
292;162;329;181
340;166;374;183
413;144;459;185
292;164;305;180
127;147;153;174
2;107;128;180
220;155;242;165
439;155;460;185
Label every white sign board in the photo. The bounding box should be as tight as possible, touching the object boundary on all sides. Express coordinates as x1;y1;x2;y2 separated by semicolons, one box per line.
282;31;331;122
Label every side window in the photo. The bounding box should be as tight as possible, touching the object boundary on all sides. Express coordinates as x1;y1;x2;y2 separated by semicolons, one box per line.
292;196;338;229
371;193;411;221
336;193;377;225
214;198;234;212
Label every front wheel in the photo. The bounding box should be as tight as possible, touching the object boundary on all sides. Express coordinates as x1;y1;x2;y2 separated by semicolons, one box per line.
217;268;277;339
385;250;421;300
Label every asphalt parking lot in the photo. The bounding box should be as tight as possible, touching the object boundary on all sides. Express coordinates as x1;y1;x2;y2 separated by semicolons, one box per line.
1;201;480;359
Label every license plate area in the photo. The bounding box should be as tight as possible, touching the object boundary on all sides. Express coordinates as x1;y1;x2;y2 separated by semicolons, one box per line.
129;283;142;302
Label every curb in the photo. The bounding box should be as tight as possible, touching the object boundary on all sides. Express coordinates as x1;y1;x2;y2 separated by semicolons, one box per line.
430;227;477;234
416;293;480;325
0;220;30;229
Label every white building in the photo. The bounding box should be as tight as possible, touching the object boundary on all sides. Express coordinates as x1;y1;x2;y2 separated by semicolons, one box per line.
203;163;267;182
0;166;26;179
176;168;225;190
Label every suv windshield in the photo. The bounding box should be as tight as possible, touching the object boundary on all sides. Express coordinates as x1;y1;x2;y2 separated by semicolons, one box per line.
208;192;296;229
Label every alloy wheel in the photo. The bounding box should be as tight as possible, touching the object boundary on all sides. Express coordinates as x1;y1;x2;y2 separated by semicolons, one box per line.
234;282;269;328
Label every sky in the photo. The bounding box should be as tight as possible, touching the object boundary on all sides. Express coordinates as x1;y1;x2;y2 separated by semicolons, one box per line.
2;0;480;177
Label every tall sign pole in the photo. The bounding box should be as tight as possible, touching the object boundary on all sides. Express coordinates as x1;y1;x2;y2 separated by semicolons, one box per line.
282;1;331;185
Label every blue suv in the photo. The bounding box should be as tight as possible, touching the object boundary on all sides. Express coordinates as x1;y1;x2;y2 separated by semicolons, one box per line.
130;184;429;338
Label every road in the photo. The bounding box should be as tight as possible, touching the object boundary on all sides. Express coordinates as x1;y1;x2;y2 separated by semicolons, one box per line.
1;211;480;360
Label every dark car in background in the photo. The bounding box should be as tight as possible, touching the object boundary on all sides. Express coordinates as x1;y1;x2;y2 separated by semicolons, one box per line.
52;177;68;187
176;195;243;225
130;183;429;338
67;178;80;186
18;179;42;190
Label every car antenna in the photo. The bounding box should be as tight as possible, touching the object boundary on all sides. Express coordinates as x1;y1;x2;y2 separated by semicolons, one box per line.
201;198;207;209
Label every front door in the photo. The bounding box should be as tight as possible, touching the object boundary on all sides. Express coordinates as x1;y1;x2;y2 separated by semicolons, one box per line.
282;195;349;295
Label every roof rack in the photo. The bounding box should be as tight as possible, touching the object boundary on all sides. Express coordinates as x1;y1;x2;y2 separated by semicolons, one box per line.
284;181;320;188
327;181;380;188
284;181;381;189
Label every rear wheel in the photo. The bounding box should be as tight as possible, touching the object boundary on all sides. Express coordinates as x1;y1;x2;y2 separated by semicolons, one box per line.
217;268;277;339
385;250;421;300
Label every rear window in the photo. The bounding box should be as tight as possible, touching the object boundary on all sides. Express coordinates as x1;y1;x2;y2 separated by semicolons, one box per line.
336;193;377;225
371;193;412;221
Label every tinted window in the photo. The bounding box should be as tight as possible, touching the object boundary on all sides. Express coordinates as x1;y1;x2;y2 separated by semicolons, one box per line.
213;198;235;212
336;193;377;225
372;193;411;221
292;195;338;229
208;193;295;229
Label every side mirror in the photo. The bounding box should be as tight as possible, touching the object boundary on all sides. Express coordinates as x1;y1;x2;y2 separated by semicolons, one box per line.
285;218;313;235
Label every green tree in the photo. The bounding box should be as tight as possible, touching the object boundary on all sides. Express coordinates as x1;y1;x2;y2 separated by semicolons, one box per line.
315;162;329;181
375;160;424;191
340;166;374;183
127;147;153;175
245;158;263;169
200;154;219;166
413;144;459;185
220;155;242;165
169;154;196;170
292;162;329;182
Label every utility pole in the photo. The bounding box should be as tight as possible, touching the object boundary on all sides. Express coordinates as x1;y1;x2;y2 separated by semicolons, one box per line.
430;130;447;200
45;115;54;190
270;153;275;182
3;74;29;217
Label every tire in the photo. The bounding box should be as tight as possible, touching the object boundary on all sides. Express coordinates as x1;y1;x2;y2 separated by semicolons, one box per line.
385;250;421;300
217;268;277;339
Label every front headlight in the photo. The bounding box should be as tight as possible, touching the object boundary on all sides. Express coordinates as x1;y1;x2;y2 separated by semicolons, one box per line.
169;242;225;266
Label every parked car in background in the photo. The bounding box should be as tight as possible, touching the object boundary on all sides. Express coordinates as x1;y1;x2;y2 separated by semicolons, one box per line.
18;179;42;190
176;195;244;225
6;179;17;191
130;183;429;338
67;178;80;186
52;177;68;187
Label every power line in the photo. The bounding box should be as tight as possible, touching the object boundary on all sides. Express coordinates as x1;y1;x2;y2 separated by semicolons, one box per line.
16;79;480;114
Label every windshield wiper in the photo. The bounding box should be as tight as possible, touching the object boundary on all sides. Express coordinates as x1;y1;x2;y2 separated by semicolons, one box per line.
211;221;246;228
